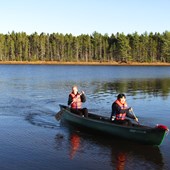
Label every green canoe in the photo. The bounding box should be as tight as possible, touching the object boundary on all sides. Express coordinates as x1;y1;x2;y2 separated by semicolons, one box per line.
57;105;169;146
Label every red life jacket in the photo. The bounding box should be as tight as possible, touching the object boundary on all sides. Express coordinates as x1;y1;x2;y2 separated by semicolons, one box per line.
70;93;82;109
115;100;128;120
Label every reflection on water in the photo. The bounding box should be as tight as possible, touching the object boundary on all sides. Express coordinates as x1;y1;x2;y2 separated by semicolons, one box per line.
69;133;80;159
88;78;170;99
114;151;126;170
110;141;164;170
66;129;164;170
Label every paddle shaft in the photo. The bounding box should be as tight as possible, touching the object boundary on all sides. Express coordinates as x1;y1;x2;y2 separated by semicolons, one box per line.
131;109;139;124
55;110;64;121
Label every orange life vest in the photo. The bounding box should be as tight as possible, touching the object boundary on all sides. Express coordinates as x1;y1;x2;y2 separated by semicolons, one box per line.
115;100;128;120
70;93;82;109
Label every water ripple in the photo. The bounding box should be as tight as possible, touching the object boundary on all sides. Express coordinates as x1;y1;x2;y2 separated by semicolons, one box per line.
25;110;60;129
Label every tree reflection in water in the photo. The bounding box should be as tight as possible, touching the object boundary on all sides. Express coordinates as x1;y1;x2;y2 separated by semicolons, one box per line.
90;78;170;99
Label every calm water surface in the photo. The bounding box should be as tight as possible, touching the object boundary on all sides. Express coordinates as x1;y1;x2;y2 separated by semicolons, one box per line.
0;65;170;170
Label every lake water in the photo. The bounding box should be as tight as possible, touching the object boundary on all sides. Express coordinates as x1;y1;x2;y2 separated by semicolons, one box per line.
0;64;170;170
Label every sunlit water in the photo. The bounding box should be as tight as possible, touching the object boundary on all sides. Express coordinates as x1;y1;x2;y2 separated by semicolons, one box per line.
0;65;170;170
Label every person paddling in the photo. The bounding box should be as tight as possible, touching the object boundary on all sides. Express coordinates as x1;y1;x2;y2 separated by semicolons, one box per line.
68;85;88;117
110;93;138;125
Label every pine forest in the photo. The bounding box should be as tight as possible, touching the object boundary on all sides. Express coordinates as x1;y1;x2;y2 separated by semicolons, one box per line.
0;31;170;63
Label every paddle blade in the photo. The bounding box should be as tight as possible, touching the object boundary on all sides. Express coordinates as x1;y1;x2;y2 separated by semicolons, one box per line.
55;110;64;121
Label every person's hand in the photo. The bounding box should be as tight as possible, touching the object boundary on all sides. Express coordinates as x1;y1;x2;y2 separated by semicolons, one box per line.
129;107;133;112
111;116;115;121
135;117;139;122
73;98;77;102
81;91;85;95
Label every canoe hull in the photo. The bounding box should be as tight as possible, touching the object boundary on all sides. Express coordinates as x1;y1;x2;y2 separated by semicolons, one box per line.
59;105;168;146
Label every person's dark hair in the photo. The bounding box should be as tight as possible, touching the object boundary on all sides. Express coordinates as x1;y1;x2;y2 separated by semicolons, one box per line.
117;93;126;99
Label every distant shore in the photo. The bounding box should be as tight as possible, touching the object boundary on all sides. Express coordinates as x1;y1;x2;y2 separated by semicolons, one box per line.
0;61;170;66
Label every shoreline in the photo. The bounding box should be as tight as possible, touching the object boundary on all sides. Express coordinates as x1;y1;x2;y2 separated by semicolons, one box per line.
0;61;170;66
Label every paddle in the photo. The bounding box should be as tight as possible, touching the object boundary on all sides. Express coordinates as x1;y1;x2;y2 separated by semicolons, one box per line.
55;109;64;121
130;108;139;124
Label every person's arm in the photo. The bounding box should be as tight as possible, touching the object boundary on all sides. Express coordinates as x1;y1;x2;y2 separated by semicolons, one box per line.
68;94;73;105
126;108;139;122
116;105;134;118
111;103;119;120
126;108;136;119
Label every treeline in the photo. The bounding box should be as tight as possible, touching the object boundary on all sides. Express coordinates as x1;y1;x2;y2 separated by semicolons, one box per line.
0;31;170;62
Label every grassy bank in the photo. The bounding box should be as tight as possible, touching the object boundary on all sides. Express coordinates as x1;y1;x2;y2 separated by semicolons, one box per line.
0;61;170;66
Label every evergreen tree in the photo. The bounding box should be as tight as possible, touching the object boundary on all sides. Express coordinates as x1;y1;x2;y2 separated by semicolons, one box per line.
162;31;170;62
0;31;169;63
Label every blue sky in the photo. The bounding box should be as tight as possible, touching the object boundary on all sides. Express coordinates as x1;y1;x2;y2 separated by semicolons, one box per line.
0;0;169;35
